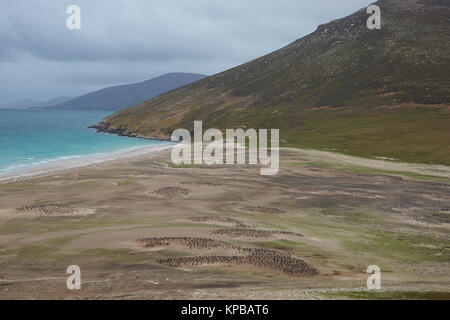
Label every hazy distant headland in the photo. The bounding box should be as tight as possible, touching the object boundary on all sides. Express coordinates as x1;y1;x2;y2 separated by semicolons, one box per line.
44;72;207;111
0;96;72;109
2;73;207;112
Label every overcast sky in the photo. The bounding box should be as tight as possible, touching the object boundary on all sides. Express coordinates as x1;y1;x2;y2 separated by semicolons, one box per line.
0;0;374;104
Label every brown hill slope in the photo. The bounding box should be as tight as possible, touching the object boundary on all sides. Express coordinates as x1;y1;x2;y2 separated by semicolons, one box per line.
93;0;450;165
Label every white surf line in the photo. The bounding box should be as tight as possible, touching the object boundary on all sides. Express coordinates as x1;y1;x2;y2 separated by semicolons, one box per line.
0;143;175;184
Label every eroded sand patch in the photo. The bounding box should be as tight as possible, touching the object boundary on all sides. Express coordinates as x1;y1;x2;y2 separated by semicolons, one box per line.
294;187;382;199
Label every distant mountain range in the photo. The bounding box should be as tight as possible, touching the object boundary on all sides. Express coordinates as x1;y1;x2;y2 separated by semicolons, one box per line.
93;0;450;165
45;73;207;111
1;97;72;109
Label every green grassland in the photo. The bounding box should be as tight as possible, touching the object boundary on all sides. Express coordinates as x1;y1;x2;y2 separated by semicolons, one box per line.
322;291;450;300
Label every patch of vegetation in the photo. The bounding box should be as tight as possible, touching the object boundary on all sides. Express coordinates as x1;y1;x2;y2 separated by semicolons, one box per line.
342;230;449;263
168;163;203;168
289;159;450;184
323;290;450;300
158;249;196;258
319;210;374;225
335;163;450;184
115;179;136;186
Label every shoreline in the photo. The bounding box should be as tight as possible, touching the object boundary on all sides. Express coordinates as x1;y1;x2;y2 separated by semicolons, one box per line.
0;142;174;185
2;143;450;185
89;123;171;141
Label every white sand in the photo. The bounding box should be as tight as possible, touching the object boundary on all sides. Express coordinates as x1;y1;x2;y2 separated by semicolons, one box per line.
0;143;174;184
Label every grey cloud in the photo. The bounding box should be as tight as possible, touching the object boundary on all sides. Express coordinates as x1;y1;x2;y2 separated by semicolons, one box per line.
0;0;374;104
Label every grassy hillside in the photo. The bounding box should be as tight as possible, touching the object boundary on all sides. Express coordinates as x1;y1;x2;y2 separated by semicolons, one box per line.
93;0;450;165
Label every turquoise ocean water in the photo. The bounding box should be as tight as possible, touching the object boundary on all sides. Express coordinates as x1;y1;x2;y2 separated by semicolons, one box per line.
0;109;168;174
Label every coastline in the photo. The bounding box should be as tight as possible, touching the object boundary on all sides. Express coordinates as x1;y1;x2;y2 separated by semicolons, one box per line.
2;141;450;186
0;142;174;185
89;123;171;141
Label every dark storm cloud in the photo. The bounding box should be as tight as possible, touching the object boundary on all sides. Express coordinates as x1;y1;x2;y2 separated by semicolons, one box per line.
0;0;374;104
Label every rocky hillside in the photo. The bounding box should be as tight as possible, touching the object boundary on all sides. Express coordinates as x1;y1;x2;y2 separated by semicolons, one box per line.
93;0;450;165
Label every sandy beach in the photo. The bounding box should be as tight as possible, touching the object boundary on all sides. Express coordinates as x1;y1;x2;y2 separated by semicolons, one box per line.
0;146;449;299
0;143;174;184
